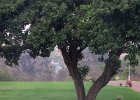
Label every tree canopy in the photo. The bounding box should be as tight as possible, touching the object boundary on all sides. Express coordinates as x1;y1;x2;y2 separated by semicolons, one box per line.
91;0;140;65
0;0;140;100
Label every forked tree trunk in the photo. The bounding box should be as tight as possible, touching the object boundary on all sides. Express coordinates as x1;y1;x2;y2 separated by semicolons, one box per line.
64;57;117;100
61;47;121;100
86;57;118;100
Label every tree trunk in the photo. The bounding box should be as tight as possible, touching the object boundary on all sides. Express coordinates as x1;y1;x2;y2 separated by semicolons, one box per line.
60;47;86;100
61;46;121;100
86;57;117;100
67;63;86;100
73;77;86;100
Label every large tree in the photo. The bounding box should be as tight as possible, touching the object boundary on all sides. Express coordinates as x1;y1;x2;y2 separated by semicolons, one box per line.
1;0;140;100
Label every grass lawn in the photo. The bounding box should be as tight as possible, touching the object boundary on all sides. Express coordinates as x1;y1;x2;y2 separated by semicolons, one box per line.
0;82;139;100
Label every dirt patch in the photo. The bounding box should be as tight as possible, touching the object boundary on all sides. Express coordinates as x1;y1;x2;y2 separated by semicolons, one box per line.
108;80;140;93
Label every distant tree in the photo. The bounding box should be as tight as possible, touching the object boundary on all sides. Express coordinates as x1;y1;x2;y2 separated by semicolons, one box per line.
1;0;140;100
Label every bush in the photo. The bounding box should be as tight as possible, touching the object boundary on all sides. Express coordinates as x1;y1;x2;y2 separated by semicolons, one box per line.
0;69;13;81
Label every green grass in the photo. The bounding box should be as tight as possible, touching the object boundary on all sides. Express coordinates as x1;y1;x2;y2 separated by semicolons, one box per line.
0;82;139;100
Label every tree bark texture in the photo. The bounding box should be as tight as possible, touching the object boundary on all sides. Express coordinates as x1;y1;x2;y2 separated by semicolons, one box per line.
68;63;86;100
61;47;86;100
86;57;117;100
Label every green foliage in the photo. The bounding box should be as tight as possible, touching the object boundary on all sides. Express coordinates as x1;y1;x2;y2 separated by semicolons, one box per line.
84;0;140;69
78;65;89;79
0;0;34;64
125;54;138;67
0;0;140;86
0;0;96;64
